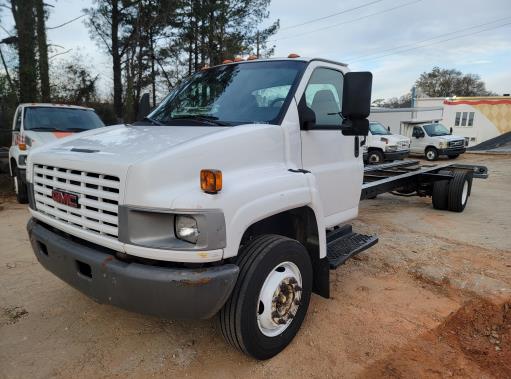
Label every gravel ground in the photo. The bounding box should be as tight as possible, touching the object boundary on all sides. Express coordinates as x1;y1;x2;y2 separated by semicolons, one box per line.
0;154;510;378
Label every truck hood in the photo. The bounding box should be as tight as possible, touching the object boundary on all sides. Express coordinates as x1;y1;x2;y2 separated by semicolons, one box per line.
436;135;465;142
30;124;226;166
381;134;410;144
24;130;76;148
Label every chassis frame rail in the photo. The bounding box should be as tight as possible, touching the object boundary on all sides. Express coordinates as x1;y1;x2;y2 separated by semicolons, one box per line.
361;160;488;200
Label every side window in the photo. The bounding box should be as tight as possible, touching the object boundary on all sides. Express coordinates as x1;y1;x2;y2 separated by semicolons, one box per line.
454;112;461;126
303;68;343;127
467;112;474;127
14;109;22;131
412;127;421;137
461;112;468;126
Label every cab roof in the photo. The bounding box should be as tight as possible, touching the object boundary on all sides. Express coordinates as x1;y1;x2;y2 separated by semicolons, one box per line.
217;56;348;68
20;103;94;111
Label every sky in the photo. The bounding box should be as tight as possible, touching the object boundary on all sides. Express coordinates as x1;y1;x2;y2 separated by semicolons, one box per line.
1;0;510;100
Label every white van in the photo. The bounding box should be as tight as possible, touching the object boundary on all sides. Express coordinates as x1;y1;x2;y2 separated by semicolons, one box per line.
363;121;410;164
404;122;467;161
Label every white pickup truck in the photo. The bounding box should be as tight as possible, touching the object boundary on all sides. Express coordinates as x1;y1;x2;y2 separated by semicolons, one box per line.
25;56;487;360
363;121;410;164
8;103;105;203
403;121;467;161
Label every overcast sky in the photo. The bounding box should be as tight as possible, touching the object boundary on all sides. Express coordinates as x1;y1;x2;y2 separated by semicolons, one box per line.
1;0;510;100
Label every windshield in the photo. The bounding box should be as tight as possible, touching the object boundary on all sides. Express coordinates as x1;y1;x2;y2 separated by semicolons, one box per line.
423;123;450;137
24;107;105;131
369;122;391;135
149;60;306;126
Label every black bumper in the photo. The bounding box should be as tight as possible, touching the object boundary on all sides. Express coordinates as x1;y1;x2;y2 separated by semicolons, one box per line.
383;150;409;161
27;219;239;319
438;147;466;156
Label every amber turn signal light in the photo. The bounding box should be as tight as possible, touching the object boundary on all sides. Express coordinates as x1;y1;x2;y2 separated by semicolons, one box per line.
200;169;222;194
18;143;27;151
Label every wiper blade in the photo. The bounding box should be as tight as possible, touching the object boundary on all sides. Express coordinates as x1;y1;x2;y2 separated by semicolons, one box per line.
56;128;89;132
170;115;230;126
26;127;55;131
143;116;163;126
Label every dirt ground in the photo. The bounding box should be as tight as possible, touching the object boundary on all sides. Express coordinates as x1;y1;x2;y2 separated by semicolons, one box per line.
0;154;510;379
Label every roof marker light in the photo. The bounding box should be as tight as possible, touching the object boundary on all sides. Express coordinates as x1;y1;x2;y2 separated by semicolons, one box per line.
288;53;300;58
222;59;233;64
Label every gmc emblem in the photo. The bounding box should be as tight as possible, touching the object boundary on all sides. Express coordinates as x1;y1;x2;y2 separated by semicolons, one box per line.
52;189;80;208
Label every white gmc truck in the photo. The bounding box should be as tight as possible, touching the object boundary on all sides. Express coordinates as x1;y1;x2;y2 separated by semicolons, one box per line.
25;57;487;360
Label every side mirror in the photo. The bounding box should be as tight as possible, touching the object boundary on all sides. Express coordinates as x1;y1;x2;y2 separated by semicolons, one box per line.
298;97;316;130
341;71;372;136
387;126;391;132
137;93;151;121
450;127;453;135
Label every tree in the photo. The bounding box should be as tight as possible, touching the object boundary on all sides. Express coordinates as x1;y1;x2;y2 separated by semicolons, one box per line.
416;67;494;97
85;0;139;121
10;0;38;102
50;54;99;104
35;0;50;102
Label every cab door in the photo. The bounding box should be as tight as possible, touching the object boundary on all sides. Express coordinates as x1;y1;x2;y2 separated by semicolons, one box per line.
411;126;426;153
298;64;363;226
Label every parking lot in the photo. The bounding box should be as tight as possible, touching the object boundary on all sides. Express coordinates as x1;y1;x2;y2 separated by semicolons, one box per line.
0;153;510;378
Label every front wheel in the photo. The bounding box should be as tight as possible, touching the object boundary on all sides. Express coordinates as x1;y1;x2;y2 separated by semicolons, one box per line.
367;150;384;165
14;166;28;204
219;235;312;360
425;147;438;161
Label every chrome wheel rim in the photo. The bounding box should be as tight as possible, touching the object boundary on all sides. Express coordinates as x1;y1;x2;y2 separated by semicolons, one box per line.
257;261;302;337
426;150;435;160
461;180;469;205
13;176;18;194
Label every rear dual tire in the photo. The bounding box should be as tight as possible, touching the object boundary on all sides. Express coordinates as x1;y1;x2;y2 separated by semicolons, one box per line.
432;170;471;212
219;235;312;360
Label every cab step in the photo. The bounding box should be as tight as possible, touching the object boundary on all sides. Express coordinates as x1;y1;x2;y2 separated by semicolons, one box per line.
326;225;378;269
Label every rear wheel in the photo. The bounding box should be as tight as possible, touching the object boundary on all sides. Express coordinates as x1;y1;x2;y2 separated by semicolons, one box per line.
219;235;312;360
448;171;470;212
425;147;438;161
367;150;384;165
14;166;28;204
432;170;451;210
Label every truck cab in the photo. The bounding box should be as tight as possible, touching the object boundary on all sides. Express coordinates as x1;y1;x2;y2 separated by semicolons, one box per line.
363;121;410;164
8;104;105;203
405;121;467;161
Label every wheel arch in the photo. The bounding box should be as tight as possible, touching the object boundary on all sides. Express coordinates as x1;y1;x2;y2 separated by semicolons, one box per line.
236;206;329;298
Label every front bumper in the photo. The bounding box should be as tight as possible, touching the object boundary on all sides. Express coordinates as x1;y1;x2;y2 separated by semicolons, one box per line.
27;219;239;319
383;150;409;161
438;147;466;156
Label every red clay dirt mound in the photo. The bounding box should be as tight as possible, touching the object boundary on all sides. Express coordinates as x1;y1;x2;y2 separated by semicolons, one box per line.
361;298;511;378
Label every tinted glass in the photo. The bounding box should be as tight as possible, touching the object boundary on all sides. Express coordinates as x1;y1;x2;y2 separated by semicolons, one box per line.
24;107;105;131
423;123;450;136
149;61;305;126
304;68;343;126
369;122;390;135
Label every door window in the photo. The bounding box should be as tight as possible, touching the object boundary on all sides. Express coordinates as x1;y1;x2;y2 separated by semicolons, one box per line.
303;68;343;127
412;126;423;137
14;109;22;131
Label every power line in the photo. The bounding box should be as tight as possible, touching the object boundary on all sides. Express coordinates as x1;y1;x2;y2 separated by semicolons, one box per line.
347;16;511;61
350;20;511;63
279;0;385;31
271;0;421;43
47;14;85;30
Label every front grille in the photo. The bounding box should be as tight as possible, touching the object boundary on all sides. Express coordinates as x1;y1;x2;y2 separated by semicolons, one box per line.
397;140;409;150
449;140;464;147
33;164;120;239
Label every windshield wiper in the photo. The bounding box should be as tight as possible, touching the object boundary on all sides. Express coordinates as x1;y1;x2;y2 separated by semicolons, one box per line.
26;127;56;131
142;116;163;126
169;115;230;126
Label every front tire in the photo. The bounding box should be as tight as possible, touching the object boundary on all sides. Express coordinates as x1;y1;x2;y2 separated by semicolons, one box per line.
367;150;384;165
425;147;438;161
14;166;28;204
219;235;312;360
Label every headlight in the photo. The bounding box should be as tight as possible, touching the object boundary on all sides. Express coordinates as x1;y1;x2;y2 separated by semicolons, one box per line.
385;145;397;152
439;141;446;148
175;215;199;244
380;137;389;144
